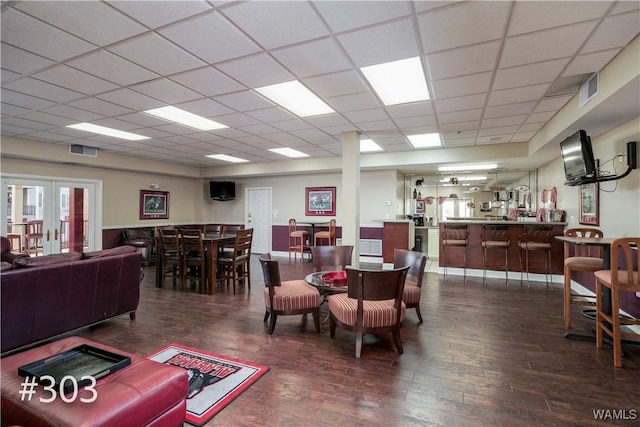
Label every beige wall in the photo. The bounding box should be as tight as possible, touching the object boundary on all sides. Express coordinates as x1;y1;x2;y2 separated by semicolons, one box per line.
538;117;640;237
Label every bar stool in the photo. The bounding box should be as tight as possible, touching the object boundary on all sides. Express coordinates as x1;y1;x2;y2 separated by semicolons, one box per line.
518;224;554;289
314;219;336;246
481;224;510;286
441;224;468;281
288;218;309;262
6;234;21;252
562;227;603;329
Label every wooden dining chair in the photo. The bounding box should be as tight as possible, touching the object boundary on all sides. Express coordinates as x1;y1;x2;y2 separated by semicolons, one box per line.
310;245;353;272
158;228;182;288
204;224;222;234
393;248;427;324
218;228;253;294
594;237;640;367
180;229;206;293
288;219;310;262
24;220;44;256
314;219;336;246
563;227;604;329
259;254;321;335
328;265;409;358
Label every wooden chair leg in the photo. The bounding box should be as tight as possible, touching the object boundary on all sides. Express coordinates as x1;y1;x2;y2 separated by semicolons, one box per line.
564;265;572;328
415;305;423;324
312;308;321;333
595;279;604;349
268;313;277;335
264;310;270;323
611;290;622;367
392;328;404;354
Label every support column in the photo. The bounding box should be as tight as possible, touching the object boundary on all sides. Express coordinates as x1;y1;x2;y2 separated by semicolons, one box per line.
341;131;360;267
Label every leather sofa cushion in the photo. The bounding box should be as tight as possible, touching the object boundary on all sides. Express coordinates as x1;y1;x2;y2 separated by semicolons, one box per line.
0;262;12;272
83;245;136;259
15;252;82;268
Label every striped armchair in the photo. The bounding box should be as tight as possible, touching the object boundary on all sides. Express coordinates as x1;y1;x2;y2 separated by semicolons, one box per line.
259;254;321;335
393;249;427;323
328;266;409;358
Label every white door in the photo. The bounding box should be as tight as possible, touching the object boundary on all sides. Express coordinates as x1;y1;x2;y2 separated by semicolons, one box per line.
2;176;101;255
245;187;271;254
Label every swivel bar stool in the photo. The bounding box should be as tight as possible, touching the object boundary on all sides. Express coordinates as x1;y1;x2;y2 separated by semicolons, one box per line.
481;224;510;286
441;224;469;281
518;224;554;289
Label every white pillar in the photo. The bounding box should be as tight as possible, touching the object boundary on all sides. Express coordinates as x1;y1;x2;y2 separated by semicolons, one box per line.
341;131;360;267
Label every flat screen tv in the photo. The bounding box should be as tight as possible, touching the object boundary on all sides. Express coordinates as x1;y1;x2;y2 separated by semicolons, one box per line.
209;181;235;201
560;130;597;186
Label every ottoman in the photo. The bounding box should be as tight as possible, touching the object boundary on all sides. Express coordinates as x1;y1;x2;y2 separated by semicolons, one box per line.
1;337;188;427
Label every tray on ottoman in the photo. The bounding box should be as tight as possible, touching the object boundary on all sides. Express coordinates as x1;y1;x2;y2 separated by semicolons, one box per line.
18;344;131;395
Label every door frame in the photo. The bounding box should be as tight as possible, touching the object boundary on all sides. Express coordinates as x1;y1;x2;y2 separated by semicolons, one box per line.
1;173;103;254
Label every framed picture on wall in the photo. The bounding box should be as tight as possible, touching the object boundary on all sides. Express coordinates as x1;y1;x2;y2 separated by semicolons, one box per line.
305;187;336;216
415;199;425;213
140;190;170;220
579;182;599;225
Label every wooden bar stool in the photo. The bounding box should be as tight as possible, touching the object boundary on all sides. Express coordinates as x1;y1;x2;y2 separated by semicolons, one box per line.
288;219;309;262
518;224;554;289
481;224;510;286
314;219;336;246
441;224;469;281
6;234;21;252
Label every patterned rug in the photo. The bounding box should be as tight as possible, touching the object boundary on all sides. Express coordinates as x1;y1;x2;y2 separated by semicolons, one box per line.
147;343;269;426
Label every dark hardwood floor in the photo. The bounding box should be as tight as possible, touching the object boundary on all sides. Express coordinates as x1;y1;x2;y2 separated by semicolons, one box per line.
76;257;639;426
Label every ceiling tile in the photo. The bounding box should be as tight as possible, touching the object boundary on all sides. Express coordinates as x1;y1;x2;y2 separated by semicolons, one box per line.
1;89;56;110
534;95;573;113
418;1;510;53
1;9;96;61
168;67;245;97
3;77;85;103
580;10;640;53
526;110;557;123
431;72;492;99
1;43;55;75
272;38;352;78
1;68;21;83
214;90;274;111
435;93;486;114
493;58;570;90
130;78;203;104
215;53;293;88
14;1;147;46
386;101;435;118
159;11;261;64
303;70;368;98
341;108;388;123
512;131;537;141
487;84;550;106
245;107;296;123
220;1;330;49
337;19;420;67
2;116;56;131
96;88;165;111
562;48;620;76
175;98;235;118
482;115;528;128
110;1;214;29
508;1;611;36
478;125;520;136
313;0;411;33
108;33;206;76
439;121;480;133
33;65;119;95
442;137;476;147
518;123;545;132
484;101;536;118
426;41;500;80
326;92;380;112
16;111;77;127
500;21;597;68
212;112;261;128
437;109;483;125
393;115;436;128
67;50;160;86
66;97;134;117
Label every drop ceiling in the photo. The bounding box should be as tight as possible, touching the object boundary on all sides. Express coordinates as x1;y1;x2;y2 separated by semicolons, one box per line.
1;1;639;178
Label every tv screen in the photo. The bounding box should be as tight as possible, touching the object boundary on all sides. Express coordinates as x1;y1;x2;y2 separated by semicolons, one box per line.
560;130;596;186
209;181;235;201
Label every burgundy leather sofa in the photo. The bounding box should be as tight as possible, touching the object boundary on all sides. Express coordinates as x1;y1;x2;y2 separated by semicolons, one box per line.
0;246;143;355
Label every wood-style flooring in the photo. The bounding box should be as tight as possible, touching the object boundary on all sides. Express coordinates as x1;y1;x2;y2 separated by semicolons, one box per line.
75;257;640;426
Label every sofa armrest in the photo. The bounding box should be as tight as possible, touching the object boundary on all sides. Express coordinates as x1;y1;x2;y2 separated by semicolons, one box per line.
2;251;29;267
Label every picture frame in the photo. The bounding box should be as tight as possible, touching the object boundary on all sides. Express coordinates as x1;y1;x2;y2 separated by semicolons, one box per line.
305;186;336;216
415;199;425;213
579;182;599;225
480;201;492;212
140;190;170;220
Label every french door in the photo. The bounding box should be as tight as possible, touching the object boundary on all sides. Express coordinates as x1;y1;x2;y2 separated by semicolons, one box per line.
1;176;101;255
245;187;272;254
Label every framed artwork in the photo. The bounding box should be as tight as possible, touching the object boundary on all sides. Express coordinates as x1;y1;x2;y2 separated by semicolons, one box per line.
140;190;170;220
415;199;425;213
480;201;492;212
305;186;336;216
579;182;599;225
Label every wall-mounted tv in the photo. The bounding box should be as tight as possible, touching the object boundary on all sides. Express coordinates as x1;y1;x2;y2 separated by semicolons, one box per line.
209;181;236;201
560;130;597;186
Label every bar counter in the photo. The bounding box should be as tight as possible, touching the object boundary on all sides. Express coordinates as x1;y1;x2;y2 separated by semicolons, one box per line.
438;220;567;274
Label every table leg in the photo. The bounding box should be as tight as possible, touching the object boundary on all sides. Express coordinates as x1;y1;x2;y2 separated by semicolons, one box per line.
155;237;163;288
207;241;220;295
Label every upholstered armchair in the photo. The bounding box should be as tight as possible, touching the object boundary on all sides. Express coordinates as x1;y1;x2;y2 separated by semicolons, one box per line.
121;227;156;265
1;236;29;271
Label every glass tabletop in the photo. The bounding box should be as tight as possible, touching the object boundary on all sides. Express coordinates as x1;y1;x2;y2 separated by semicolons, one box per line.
304;271;348;292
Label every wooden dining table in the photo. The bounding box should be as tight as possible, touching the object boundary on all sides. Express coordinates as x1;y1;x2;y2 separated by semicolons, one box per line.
155;232;237;294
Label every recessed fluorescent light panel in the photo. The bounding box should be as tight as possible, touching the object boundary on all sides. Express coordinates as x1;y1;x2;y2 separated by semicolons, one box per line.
206;154;249;163
360;139;383;152
269;147;309;158
255;81;335;117
66;123;149;141
408;133;441;148
144;106;228;131
361;57;430;106
439;176;487;182
438;164;498;172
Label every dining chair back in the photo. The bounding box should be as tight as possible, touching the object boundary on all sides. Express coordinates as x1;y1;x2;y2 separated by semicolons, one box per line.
563;227;604;328
314;219;337;246
393;249;427;323
218;228;253;294
328;265;409;358
594;237;640;367
180;229;206;293
158;227;182;288
204;224;222;234
25;220;44;256
311;245;353;272
259;254;321;335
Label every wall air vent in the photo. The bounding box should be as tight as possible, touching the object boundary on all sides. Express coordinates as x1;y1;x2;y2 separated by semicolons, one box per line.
579;73;598;108
69;144;98;157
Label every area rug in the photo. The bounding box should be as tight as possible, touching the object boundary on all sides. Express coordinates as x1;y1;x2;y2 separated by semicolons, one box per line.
147;344;269;426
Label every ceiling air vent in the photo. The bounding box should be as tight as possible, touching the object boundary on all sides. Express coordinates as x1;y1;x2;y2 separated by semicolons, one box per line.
579;73;598;108
69;144;98;157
